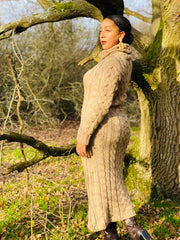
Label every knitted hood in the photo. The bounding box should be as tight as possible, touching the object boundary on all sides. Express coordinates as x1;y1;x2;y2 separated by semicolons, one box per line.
100;43;132;61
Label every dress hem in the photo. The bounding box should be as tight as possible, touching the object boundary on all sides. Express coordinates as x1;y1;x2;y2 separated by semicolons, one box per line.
87;212;136;232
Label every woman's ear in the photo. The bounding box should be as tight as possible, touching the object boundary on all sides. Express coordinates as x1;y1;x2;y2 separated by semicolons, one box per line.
119;31;125;42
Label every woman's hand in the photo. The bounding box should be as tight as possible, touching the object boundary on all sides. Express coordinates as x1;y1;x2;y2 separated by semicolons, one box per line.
76;143;87;157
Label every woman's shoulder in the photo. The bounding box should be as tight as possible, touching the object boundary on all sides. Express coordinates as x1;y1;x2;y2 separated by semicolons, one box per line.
101;52;130;69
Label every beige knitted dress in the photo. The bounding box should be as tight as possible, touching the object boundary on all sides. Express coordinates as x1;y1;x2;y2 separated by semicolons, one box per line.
77;44;136;232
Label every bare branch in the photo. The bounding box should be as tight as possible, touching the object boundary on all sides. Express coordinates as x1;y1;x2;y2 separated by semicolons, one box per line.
0;132;76;156
131;60;156;104
5;152;46;174
6;53;28;167
124;8;152;23
0;0;103;40
0;131;76;174
6;55;24;130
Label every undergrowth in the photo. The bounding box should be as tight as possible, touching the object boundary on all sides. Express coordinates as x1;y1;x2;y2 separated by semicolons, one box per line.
0;134;179;240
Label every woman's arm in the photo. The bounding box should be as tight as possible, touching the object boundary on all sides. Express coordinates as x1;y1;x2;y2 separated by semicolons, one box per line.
77;56;123;146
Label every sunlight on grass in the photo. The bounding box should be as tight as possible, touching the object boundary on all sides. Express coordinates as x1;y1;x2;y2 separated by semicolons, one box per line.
0;138;179;239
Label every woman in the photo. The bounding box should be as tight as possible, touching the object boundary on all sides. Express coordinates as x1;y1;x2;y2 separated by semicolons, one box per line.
76;15;152;240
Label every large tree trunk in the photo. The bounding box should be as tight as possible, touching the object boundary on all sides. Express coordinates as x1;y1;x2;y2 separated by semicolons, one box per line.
151;73;180;198
137;0;180;198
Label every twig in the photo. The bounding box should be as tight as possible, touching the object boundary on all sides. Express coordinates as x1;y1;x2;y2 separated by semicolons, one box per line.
0;87;16;165
6;54;28;159
30;174;34;240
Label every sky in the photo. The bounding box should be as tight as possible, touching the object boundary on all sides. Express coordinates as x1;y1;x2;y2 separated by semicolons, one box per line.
0;0;152;28
0;0;43;25
0;0;152;44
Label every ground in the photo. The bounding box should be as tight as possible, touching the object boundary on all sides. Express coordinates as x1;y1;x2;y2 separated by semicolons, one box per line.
0;120;79;182
0;121;179;239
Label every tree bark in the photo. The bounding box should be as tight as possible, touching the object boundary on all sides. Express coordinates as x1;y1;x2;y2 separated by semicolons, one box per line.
151;0;161;36
151;75;180;198
151;0;180;198
37;0;125;15
37;0;54;9
136;0;180;198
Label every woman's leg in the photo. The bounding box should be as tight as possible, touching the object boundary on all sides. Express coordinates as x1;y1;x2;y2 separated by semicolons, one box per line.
104;222;121;240
124;217;152;240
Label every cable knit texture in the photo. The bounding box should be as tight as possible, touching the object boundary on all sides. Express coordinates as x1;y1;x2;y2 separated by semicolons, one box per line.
77;43;136;232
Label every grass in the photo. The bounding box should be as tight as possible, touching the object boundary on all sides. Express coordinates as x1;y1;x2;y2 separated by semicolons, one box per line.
0;138;179;240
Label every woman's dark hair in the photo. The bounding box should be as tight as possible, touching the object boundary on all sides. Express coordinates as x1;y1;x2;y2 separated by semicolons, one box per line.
106;15;133;45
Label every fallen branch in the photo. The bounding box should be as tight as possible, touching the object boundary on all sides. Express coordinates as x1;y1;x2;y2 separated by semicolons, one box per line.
0;131;76;174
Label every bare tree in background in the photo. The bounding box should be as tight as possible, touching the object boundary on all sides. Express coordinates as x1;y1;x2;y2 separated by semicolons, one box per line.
0;18;95;124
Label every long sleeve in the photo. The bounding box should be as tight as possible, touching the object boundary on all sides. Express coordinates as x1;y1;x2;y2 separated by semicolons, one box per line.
77;55;124;145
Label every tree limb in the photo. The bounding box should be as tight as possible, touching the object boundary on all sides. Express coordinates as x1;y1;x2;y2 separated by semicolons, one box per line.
5;152;47;174
0;131;76;174
86;0;124;17
37;0;124;17
131;27;153;54
0;0;103;40
124;7;152;23
37;0;55;9
78;40;101;65
131;59;156;104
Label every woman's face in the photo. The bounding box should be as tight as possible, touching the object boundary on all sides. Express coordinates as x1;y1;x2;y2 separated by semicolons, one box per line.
100;18;123;50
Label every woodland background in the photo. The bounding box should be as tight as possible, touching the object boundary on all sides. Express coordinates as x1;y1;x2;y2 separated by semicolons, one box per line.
0;0;144;126
0;0;179;239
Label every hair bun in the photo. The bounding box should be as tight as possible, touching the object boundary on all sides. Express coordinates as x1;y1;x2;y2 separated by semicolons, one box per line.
124;32;133;45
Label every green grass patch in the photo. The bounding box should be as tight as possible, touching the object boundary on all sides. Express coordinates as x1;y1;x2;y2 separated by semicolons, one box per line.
0;138;179;239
